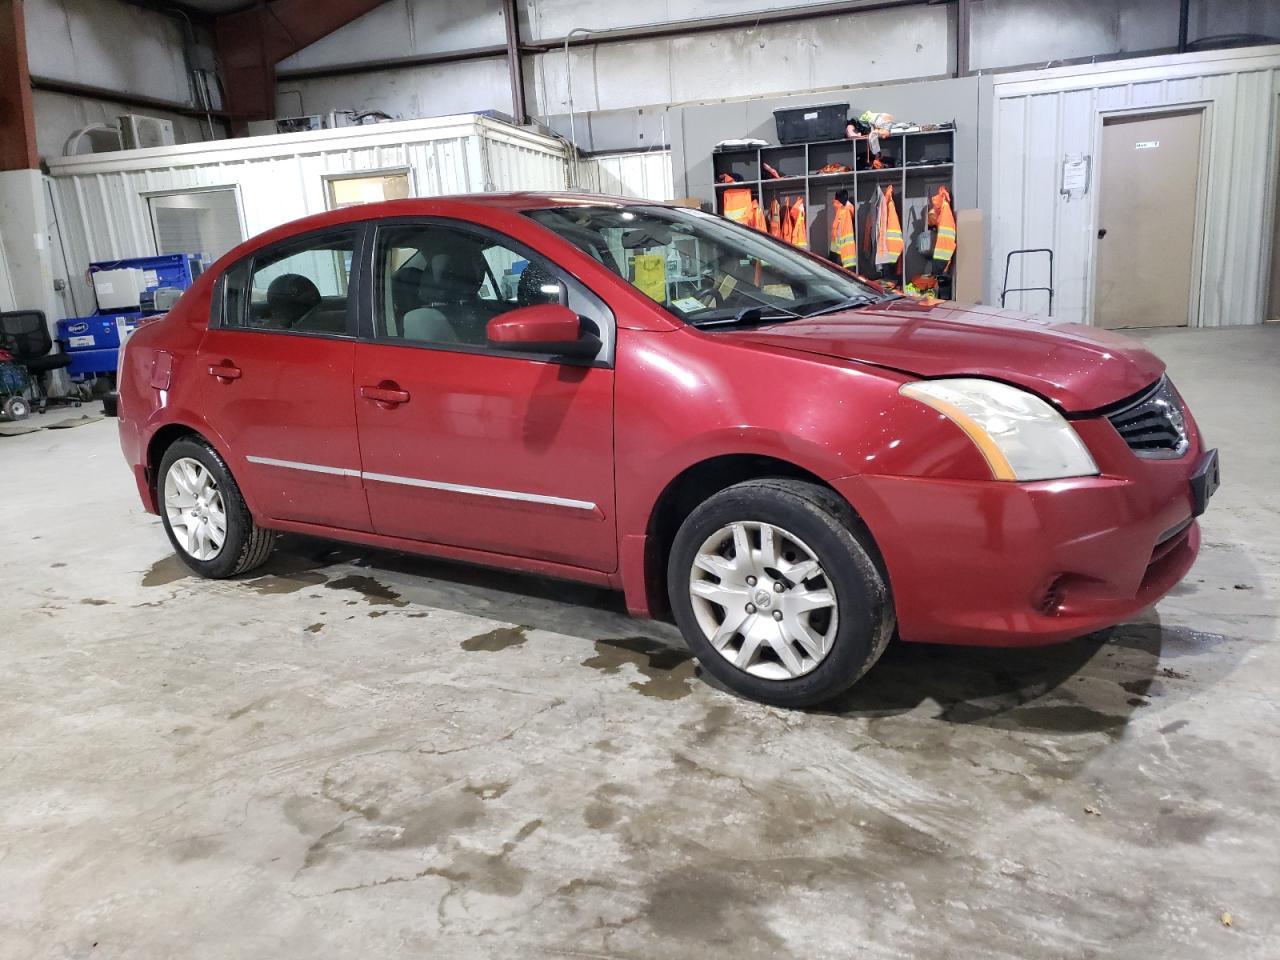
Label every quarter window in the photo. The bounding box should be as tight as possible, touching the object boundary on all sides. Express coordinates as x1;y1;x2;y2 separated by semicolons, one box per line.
222;230;357;335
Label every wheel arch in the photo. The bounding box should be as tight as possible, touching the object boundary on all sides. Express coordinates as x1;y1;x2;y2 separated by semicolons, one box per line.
639;453;889;621
144;422;243;512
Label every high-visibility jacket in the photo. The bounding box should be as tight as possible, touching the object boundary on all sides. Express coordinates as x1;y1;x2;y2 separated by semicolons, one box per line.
930;185;956;269
830;199;857;270
875;185;902;267
768;198;782;239
787;198;808;250
780;198;793;245
749;198;767;233
722;188;753;225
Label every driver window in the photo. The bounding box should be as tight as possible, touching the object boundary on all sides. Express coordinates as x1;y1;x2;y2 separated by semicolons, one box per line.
231;231;356;334
376;224;565;347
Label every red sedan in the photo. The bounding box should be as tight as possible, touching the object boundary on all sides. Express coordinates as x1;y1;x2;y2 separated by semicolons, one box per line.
114;194;1218;706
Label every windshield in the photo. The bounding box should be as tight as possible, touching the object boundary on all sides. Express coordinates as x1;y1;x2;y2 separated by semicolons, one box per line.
526;204;883;326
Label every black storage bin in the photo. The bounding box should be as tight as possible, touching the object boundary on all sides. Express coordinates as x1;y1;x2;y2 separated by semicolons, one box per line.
773;103;848;144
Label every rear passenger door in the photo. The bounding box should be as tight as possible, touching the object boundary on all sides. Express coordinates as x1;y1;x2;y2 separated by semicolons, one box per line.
198;227;372;532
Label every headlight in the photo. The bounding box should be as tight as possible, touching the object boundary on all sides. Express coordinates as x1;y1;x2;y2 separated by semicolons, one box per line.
900;378;1099;481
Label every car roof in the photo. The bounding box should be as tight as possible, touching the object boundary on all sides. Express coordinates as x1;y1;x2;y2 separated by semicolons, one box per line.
221;191;668;265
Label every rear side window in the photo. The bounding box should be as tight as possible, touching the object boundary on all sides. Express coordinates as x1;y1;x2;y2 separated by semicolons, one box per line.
220;229;357;336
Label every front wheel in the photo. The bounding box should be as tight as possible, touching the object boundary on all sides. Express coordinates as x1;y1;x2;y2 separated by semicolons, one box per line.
158;437;275;578
667;478;894;708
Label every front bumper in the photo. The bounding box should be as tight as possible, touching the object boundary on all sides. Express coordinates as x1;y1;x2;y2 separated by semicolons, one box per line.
834;418;1208;647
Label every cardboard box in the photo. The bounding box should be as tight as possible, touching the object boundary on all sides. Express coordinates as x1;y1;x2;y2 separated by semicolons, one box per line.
954;208;984;304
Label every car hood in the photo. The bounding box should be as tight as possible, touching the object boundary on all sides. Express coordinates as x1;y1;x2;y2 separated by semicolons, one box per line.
718;300;1165;412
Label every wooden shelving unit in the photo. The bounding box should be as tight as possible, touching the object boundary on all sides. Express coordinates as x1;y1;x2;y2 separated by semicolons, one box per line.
712;125;957;297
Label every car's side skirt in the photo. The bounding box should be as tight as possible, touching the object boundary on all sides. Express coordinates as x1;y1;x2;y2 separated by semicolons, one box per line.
261;516;622;592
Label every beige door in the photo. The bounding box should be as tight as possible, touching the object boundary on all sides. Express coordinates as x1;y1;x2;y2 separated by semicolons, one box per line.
1094;110;1203;329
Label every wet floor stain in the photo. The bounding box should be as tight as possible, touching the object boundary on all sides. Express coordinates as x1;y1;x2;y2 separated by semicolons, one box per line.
324;574;408;607
227;696;271;720
461;625;529;652
464;781;512;800
580;636;696;700
1121;678;1167;699
996;703;1129;734
244;571;327;595
1160;719;1190;735
142;555;191;587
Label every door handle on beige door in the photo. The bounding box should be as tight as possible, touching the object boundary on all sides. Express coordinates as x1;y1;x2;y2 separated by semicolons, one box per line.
360;383;411;407
208;361;241;381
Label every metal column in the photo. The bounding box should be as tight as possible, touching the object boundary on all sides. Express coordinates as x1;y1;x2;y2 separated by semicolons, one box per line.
502;0;527;124
0;0;37;171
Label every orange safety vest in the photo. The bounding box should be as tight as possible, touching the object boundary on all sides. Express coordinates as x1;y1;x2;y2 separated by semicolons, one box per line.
930;185;956;269
875;185;902;266
749;198;767;232
722;188;753;225
768;197;782;239
830;199;856;270
787;198;808;250
780;198;793;245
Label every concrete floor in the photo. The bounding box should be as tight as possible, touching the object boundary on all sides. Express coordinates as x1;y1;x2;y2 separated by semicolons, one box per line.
1;326;1277;959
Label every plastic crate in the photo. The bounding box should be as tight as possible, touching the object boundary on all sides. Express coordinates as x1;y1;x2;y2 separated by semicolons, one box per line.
773;103;849;145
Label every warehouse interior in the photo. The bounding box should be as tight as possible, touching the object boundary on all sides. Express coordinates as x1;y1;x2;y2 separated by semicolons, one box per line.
2;0;1279;956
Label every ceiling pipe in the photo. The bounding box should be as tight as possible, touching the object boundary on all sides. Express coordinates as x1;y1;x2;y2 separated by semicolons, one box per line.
563;26;596;183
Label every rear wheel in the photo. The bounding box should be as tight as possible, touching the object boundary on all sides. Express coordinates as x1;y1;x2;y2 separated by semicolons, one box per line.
158;437;274;578
668;478;894;707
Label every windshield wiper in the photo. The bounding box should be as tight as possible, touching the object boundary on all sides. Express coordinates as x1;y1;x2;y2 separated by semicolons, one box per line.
692;306;793;328
802;292;903;319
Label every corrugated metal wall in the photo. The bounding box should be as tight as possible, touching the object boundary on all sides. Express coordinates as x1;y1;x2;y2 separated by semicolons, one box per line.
991;47;1280;327
45;116;569;318
576;151;675;201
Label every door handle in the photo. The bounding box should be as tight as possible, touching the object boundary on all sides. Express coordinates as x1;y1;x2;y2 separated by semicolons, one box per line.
1097;228;1107;239
208;361;241;381
360;383;411;407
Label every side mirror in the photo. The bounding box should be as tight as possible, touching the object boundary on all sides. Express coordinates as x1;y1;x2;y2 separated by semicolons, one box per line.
486;304;600;359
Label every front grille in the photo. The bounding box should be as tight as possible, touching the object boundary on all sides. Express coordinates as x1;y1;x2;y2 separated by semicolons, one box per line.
1104;376;1189;459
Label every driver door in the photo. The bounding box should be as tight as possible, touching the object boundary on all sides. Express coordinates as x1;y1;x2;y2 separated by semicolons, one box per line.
352;219;618;574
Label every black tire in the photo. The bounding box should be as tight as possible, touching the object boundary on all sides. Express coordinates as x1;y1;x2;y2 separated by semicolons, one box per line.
667;478;894;708
157;437;275;578
3;396;29;421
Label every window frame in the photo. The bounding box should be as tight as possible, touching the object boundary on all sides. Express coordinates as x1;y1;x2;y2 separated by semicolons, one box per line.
210;225;367;340
144;184;247;265
357;216;617;368
323;167;415;211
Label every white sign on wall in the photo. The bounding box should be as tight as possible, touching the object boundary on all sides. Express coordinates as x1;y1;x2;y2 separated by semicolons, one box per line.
1060;154;1091;201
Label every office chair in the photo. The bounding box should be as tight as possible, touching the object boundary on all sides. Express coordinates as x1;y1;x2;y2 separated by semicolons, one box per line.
0;311;73;413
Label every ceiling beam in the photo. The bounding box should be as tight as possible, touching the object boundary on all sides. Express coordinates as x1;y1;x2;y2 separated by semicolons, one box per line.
118;0;215;26
213;0;385;128
0;0;38;171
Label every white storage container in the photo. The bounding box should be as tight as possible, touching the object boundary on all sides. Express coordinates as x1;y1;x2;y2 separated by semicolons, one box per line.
45;114;571;318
